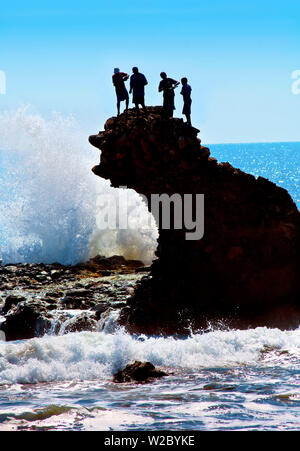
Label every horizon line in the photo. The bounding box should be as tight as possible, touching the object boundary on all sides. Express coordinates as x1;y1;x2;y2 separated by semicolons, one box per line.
207;140;300;146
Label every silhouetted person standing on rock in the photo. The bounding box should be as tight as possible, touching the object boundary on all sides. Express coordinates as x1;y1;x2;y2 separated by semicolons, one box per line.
129;67;148;113
159;72;179;118
180;77;192;126
112;68;129;116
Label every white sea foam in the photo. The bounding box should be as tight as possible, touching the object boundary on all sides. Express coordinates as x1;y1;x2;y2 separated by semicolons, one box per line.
0;327;299;385
0;107;157;265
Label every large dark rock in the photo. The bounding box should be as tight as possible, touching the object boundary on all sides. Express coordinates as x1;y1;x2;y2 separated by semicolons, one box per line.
1;300;51;341
89;107;300;334
2;295;26;314
113;361;168;383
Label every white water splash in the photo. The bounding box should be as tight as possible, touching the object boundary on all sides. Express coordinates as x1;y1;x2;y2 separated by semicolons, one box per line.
0;327;299;385
0;107;157;265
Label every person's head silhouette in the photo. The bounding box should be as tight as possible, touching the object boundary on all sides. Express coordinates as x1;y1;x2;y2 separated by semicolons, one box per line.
160;72;167;79
181;77;188;85
132;67;139;74
114;68;120;74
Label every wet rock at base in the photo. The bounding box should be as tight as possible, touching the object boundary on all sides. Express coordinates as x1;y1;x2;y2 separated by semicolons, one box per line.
1;300;51;341
61;312;98;334
2;295;26;314
113;361;168;383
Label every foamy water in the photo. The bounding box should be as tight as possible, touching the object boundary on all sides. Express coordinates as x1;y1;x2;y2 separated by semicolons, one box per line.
0;327;299;430
0;327;299;385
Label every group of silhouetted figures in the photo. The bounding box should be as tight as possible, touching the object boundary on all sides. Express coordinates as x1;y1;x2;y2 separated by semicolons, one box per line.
112;67;192;126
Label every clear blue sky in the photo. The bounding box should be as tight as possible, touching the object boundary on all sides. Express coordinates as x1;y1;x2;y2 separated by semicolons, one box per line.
1;0;300;143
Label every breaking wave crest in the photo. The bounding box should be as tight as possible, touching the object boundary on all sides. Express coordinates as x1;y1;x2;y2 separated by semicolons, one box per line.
0;107;157;265
0;327;299;385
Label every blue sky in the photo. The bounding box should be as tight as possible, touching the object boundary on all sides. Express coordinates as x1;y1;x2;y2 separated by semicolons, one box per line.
1;0;300;143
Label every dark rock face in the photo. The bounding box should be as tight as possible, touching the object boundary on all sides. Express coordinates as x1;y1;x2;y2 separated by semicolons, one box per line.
2;295;26;314
89;106;300;334
113;361;168;383
1;300;51;341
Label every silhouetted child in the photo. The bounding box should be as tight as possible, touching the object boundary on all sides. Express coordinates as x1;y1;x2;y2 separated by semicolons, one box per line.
180;78;192;126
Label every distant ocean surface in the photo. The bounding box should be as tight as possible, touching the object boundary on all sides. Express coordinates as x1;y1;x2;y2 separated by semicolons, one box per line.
210;141;300;208
0;120;299;431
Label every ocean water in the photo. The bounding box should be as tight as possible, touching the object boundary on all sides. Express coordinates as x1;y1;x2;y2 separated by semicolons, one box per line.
0;109;299;431
0;327;299;431
210;141;300;208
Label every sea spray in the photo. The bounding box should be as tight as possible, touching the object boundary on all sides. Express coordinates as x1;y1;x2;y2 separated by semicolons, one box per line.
0;107;157;265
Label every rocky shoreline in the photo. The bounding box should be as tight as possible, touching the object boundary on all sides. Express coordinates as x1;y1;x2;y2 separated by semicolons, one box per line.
0;256;148;341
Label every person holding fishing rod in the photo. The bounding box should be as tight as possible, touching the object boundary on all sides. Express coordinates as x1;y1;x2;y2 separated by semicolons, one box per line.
158;72;180;118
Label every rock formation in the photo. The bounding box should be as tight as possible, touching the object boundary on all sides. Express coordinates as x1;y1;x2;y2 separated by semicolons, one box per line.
113;361;168;383
89;106;300;334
